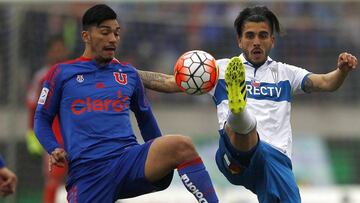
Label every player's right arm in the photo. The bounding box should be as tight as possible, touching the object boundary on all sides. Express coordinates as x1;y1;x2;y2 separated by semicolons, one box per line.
26;70;47;155
137;70;181;93
34;65;64;159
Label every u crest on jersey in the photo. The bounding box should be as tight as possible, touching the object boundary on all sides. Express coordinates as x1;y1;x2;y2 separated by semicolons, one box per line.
114;72;127;85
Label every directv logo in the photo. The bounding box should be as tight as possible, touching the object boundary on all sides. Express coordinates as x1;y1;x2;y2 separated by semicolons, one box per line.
245;80;291;102
246;84;282;97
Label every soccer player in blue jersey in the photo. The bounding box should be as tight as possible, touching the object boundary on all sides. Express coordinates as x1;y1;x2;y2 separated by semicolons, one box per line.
137;5;358;203
34;4;218;203
0;155;17;197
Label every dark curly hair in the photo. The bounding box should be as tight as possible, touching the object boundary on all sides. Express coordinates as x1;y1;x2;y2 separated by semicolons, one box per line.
82;4;117;31
234;6;281;37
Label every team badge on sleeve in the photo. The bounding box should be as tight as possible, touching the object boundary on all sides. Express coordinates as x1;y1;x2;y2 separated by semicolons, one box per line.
38;87;49;105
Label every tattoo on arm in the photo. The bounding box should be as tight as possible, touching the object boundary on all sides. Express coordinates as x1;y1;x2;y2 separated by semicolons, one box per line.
137;70;180;93
303;76;314;93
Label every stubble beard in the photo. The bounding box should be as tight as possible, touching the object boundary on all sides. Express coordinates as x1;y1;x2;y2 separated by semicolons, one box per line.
95;55;113;65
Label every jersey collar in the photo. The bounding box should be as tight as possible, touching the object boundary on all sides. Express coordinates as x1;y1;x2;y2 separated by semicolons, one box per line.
79;56;121;66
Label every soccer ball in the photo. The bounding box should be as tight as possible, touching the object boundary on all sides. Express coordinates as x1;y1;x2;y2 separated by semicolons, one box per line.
174;50;218;95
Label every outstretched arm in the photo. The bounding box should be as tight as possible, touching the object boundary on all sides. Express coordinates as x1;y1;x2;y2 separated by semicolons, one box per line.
137;70;181;93
304;52;358;93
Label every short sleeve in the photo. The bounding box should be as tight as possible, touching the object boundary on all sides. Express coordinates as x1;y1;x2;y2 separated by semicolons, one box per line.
282;63;310;95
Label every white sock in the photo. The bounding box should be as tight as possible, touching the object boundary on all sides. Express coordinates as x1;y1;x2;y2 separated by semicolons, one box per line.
226;107;256;135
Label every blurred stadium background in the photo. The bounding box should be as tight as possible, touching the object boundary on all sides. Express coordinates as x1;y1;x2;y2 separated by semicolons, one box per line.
0;0;359;202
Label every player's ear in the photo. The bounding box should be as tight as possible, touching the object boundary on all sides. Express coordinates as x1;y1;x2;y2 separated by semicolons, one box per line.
271;35;275;48
82;31;90;43
237;36;243;49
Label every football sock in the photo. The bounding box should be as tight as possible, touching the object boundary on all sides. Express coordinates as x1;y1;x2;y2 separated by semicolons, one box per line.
177;157;219;203
227;107;256;135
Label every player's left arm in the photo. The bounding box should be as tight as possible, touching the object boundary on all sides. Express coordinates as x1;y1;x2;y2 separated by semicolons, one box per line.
131;72;162;142
304;52;358;93
137;70;181;93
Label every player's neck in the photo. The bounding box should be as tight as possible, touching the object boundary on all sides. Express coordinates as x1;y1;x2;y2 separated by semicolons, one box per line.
242;55;265;69
82;50;112;66
82;49;93;60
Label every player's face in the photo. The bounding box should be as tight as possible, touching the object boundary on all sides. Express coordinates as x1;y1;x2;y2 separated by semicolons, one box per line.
238;21;274;67
84;19;121;64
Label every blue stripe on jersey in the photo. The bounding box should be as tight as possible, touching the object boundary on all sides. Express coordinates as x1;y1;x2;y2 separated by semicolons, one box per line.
213;79;292;105
213;80;227;105
301;73;311;93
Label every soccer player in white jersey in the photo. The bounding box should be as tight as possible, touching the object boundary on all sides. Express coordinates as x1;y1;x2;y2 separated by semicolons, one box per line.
138;5;358;202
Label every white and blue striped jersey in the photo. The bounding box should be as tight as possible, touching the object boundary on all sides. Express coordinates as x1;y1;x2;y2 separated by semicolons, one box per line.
209;54;310;158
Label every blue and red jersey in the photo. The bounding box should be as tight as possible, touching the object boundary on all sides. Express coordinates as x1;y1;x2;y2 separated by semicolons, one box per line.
34;56;161;168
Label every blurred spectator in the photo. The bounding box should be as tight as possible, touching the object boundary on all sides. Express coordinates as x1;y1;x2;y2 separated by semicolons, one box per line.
26;35;69;203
